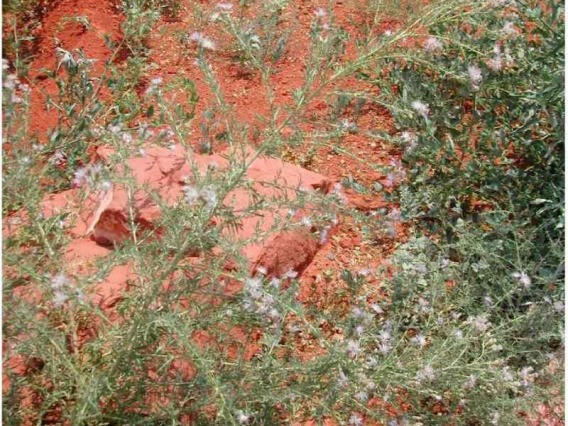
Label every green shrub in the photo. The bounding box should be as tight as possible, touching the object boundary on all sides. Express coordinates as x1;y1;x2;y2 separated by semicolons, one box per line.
3;0;563;424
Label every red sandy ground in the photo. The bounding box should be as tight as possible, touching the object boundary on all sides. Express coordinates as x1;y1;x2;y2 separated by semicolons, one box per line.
3;0;564;424
16;0;409;304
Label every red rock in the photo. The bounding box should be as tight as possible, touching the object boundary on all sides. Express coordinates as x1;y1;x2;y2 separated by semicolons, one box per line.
90;264;135;311
253;230;319;278
88;144;332;277
3;188;96;239
64;238;111;264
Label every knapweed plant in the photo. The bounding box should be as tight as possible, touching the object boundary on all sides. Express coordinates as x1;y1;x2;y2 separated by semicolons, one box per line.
3;0;564;424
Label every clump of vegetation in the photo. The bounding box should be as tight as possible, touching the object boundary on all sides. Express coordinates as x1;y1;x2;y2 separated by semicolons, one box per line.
3;0;564;424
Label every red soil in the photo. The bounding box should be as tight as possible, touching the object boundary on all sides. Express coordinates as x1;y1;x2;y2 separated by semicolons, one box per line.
3;0;412;423
24;0;123;140
143;0;407;305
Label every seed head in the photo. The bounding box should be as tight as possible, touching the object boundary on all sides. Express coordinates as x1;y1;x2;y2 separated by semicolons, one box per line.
314;8;327;18
411;100;430;117
423;36;443;52
349;414;364;426
512;271;531;289
189;32;216;50
468;64;482;91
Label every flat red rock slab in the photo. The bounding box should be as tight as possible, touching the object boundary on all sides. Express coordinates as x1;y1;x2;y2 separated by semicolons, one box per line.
87;144;332;277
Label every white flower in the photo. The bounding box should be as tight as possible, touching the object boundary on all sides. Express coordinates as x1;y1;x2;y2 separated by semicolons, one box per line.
501;366;514;381
268;308;280;320
490;0;515;6
512;271;531;288
301;216;312;227
338;369;349;387
151;77;163;86
388;207;402;222
211;3;232;21
256;266;267;275
53;290;68;307
501;21;518;38
410;333;427;348
521;366;535;383
184;185;200;205
490;411;500;425
56;47;76;69
18;156;31;165
355;391;368;401
314;8;327;18
189;32;216;50
49;151;66;165
249;34;261;49
411;100;430;117
379;330;391;342
385;173;396;188
418;298;432;313
423;36;443;52
330;183;348;205
416;364;436;383
355;325;365;337
3;74;18;90
454;329;464;339
284;270;298;279
370;303;383;314
471;316;491;332
349;414;364;426
270;278;280;289
378;342;391;355
201;187;217;210
236;410;250;424
51;273;68;290
245;277;262;292
122;133;133;143
383;30;393;36
216;2;233;10
366;356;378;367
468;64;482;91
488;44;503;71
351;307;366;319
318;227;329;245
73;167;88;186
109;123;122;134
347;339;361;358
400;131;418;147
463;375;477;389
340;118;357;131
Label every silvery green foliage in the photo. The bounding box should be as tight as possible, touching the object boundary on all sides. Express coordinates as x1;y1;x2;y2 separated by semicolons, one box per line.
2;0;563;424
